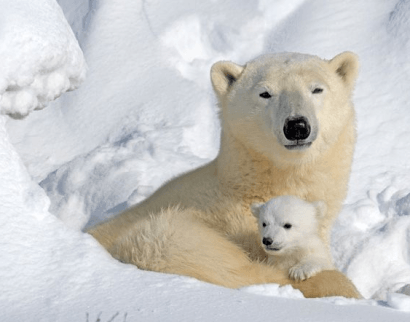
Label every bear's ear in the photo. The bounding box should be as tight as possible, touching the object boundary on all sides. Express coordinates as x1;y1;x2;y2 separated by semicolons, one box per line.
312;201;327;218
250;202;264;218
328;51;359;90
211;61;244;98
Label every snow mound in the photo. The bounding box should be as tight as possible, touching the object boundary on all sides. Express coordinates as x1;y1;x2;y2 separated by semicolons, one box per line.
333;185;410;300
387;293;410;312
0;0;86;118
240;284;304;299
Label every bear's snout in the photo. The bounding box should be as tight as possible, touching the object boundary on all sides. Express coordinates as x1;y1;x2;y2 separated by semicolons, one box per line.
283;116;311;141
262;237;282;252
262;237;273;246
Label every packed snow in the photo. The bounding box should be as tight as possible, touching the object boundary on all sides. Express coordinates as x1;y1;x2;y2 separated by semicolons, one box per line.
1;0;410;320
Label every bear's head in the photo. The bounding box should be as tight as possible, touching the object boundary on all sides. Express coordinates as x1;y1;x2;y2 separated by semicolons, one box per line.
250;195;326;256
211;52;359;166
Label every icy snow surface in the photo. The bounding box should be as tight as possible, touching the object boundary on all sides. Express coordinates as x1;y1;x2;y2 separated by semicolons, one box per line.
2;0;410;321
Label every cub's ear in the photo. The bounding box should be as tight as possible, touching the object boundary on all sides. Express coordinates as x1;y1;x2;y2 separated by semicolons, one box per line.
211;61;244;98
250;202;264;218
312;201;327;218
328;51;359;90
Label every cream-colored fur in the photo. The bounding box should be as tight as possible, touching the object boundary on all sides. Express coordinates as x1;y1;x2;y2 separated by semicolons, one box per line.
88;52;361;298
251;196;334;281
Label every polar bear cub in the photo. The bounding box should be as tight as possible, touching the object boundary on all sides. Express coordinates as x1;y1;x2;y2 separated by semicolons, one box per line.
251;196;334;280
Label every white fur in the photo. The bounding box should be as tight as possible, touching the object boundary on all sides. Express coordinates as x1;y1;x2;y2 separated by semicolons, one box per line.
251;196;334;280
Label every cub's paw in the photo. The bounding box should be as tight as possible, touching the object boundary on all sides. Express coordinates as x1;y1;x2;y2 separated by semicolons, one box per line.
289;262;324;281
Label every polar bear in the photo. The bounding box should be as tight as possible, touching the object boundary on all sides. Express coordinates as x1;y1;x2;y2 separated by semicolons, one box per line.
251;196;334;281
88;51;361;298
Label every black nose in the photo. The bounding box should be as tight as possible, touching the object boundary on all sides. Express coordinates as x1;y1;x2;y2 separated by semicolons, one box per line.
283;116;311;141
262;237;273;246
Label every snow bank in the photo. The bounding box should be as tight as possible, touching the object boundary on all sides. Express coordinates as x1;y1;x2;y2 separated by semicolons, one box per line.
0;0;85;118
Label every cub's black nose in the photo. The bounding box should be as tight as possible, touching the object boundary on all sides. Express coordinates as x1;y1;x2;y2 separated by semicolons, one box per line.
262;237;273;246
283;116;311;141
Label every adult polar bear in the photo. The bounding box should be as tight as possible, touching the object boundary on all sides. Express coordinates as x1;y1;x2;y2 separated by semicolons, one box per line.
89;52;361;298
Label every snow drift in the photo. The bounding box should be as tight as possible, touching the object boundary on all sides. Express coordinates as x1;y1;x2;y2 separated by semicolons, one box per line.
0;0;85;118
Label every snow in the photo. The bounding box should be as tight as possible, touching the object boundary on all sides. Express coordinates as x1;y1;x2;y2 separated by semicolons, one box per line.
0;0;85;118
240;284;304;299
1;0;410;321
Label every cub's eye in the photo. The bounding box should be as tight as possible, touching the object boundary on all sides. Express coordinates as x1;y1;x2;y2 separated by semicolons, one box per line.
312;88;323;94
262;222;267;227
259;91;272;99
283;223;292;229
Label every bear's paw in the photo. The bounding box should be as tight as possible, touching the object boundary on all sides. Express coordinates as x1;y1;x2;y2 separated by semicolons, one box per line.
289;261;325;281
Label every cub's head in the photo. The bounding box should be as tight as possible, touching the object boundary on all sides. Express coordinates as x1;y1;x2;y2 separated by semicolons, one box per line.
250;196;326;256
211;52;359;166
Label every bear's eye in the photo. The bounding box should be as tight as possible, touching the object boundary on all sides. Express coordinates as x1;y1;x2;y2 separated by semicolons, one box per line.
283;223;292;229
262;222;267;227
312;88;323;94
259;92;272;99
